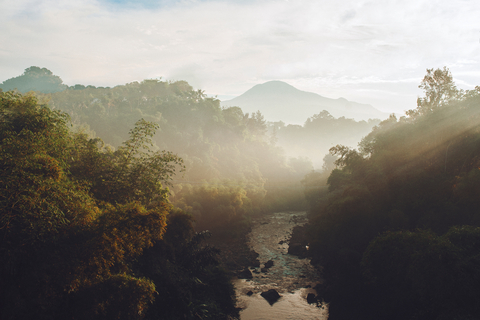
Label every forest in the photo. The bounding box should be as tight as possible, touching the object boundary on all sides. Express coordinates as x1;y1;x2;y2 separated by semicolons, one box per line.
0;90;237;319
2;66;480;319
304;67;480;320
0;67;369;319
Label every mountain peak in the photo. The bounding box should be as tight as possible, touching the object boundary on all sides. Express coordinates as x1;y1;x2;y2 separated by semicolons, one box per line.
222;81;388;124
243;80;300;96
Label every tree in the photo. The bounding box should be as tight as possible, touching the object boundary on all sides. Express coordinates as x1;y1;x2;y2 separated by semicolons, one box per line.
362;227;480;319
304;68;480;320
0;91;174;319
135;211;237;320
69;119;185;205
0;66;67;93
244;111;267;140
408;67;460;117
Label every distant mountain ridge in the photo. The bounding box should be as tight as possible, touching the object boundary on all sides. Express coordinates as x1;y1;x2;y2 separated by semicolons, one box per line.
221;81;389;124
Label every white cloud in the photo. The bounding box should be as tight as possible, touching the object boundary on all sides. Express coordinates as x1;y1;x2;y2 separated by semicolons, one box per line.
1;0;480;114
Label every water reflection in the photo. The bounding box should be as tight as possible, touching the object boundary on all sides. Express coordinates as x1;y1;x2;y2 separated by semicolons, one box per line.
234;212;328;320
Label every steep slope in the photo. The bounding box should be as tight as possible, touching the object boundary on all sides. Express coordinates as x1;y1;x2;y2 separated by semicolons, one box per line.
221;81;389;123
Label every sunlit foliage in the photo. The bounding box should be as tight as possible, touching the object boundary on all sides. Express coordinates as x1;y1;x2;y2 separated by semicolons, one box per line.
0;91;234;319
34;77;312;231
172;181;265;233
305;68;480;320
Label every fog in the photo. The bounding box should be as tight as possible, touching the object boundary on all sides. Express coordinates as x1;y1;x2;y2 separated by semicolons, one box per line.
2;0;480;316
3;62;480;320
2;0;480;115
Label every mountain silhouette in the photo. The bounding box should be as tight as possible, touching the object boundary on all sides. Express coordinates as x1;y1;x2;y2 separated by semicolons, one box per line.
221;80;389;124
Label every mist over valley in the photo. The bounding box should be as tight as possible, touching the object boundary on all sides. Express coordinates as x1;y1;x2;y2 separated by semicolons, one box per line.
2;1;480;318
222;80;389;124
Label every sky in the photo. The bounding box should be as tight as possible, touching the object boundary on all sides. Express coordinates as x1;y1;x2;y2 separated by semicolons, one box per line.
1;0;480;115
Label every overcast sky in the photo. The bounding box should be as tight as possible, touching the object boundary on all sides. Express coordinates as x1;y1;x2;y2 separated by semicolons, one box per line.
1;0;479;114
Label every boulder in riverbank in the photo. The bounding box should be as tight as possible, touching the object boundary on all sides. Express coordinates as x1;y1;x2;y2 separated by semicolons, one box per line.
264;260;274;268
261;289;281;305
238;268;253;279
288;225;309;258
307;293;318;304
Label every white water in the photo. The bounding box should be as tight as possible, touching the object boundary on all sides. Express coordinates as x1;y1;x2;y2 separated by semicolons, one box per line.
234;211;328;320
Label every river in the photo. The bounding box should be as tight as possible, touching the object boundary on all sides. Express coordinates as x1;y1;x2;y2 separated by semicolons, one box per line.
233;211;329;320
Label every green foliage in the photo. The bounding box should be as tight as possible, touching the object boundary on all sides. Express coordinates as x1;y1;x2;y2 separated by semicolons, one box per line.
1;91;233;320
38;79;287;185
69;119;184;205
0;67;67;93
305;68;480;319
115;119;184;204
70;274;156;320
362;227;480;319
0;91;93;243
134;211;237;320
35;77;312;230
410;67;461;117
172;181;264;233
172;178;307;233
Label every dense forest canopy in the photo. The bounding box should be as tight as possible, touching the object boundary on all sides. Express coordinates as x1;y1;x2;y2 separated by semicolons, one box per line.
1;68;336;319
0;68;371;232
0;67;68;93
5;65;480;320
304;67;480;320
0;91;236;319
32;78;308;227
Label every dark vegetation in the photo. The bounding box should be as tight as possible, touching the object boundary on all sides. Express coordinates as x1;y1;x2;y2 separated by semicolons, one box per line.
7;65;477;320
0;91;235;319
34;77;314;222
303;67;480;320
1;67;376;319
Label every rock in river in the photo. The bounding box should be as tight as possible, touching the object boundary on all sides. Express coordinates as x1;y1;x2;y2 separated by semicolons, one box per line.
264;260;274;268
260;289;281;305
238;268;253;279
306;293;317;304
288;243;310;258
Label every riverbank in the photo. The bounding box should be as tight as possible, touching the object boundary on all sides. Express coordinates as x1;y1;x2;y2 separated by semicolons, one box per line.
205;225;260;275
231;211;327;319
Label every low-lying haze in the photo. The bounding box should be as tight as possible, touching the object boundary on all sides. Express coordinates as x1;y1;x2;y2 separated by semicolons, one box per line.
1;0;479;115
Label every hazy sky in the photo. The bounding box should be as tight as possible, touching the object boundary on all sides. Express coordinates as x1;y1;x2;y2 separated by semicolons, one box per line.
1;0;479;114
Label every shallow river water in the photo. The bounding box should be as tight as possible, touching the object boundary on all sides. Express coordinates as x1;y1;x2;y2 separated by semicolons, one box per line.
234;211;329;320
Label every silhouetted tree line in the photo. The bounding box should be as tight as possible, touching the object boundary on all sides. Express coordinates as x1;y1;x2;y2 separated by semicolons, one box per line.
304;68;480;320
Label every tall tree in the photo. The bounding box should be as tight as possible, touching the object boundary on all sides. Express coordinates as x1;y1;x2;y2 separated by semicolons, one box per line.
0;66;67;93
0;91;172;319
408;67;460;117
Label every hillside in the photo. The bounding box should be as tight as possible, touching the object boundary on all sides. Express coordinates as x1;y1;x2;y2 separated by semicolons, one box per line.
221;80;389;124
